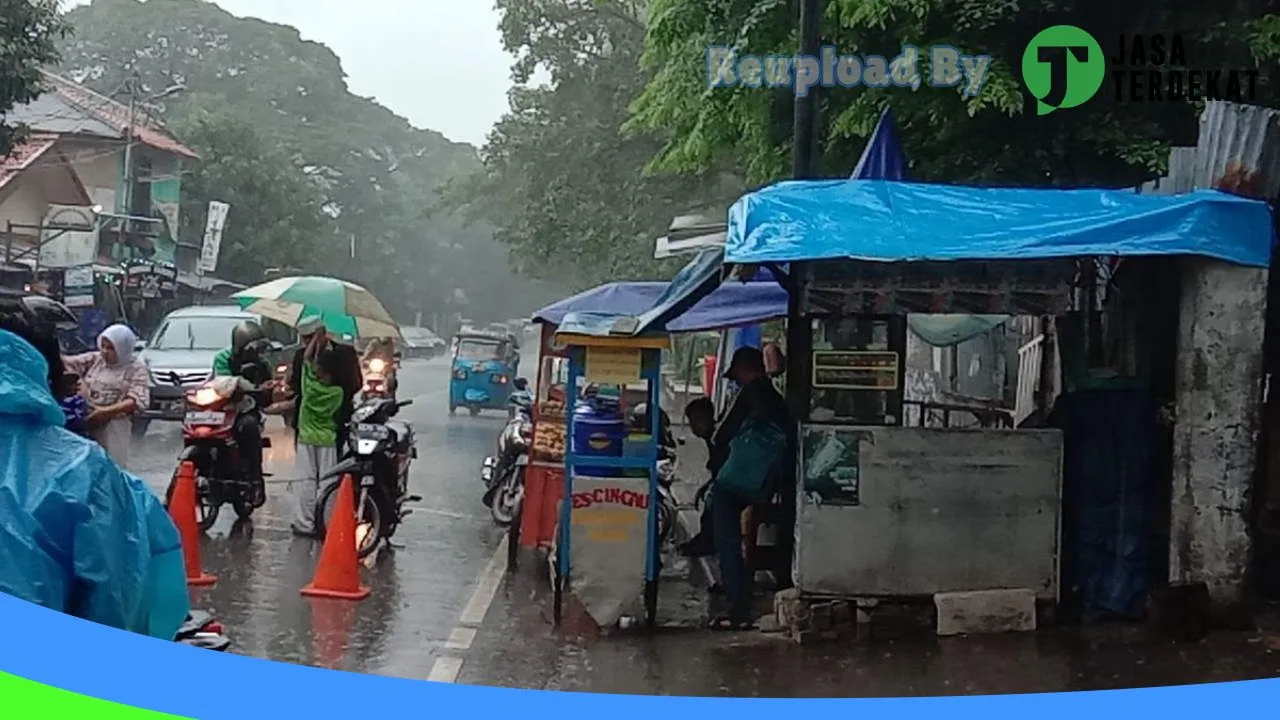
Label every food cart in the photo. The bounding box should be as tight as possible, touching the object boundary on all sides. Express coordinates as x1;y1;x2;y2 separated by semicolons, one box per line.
612;179;1274;620
518;281;788;562
549;328;667;629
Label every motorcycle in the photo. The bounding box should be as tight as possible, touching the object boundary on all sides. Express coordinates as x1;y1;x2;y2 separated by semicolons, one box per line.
315;396;419;559
627;403;682;545
362;354;399;400
164;356;273;531
482;390;533;526
176;610;231;652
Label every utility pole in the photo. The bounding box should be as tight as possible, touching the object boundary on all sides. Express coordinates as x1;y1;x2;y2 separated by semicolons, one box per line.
792;0;823;180
121;75;140;221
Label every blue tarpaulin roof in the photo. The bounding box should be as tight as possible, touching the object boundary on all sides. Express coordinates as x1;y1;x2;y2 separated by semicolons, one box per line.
726;180;1275;268
536;276;786;334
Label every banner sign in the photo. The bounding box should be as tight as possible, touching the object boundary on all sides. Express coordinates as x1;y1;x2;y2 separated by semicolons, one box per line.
198;201;230;273
62;266;95;308
567;475;650;627
584;346;642;385
38;205;98;269
122;260;177;299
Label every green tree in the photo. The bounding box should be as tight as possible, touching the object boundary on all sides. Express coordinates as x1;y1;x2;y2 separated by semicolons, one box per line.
631;0;1280;187
59;0;547;326
452;0;736;287
0;0;70;155
165;102;340;284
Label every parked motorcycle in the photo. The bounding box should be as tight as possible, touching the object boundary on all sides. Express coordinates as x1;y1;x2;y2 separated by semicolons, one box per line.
315;396;419;558
482;388;533;526
176;610;231;652
164;356;273;530
628;403;682;545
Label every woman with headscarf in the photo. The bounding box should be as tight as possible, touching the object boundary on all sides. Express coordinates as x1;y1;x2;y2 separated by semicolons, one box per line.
64;323;150;470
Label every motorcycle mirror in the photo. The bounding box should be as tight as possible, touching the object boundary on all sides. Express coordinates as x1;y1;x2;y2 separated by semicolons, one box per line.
270;340;284;352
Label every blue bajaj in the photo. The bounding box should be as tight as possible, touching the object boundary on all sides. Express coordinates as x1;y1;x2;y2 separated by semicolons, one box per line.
449;333;516;416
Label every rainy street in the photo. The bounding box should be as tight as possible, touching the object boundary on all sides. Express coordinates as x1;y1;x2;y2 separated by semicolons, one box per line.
130;353;517;678
125;349;1280;695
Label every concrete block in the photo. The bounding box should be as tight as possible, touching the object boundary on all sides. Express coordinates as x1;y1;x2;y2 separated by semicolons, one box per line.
934;588;1036;637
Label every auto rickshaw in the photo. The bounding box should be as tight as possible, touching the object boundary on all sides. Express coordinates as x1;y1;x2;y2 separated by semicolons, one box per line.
449;331;516;415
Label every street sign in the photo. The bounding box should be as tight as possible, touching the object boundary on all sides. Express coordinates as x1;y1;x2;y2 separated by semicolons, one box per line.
38;205;98;268
198;201;230;273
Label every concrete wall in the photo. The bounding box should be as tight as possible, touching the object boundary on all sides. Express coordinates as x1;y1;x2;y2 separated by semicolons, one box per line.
795;426;1063;599
1169;258;1268;609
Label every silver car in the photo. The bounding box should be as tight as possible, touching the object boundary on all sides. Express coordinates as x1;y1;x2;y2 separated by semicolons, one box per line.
132;305;297;437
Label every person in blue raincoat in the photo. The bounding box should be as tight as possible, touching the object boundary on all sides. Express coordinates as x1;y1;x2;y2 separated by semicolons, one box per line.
0;313;190;640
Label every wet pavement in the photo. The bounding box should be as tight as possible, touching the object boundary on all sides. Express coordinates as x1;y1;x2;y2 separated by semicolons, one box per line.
460;565;1280;695
130;355;1280;694
130;354;513;677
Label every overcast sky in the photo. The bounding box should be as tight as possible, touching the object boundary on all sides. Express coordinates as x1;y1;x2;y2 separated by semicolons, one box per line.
66;0;513;147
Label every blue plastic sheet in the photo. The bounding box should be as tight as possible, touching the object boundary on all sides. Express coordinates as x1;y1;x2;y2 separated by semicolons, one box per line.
726;180;1275;268
0;329;189;640
850;109;908;181
537;277;786;335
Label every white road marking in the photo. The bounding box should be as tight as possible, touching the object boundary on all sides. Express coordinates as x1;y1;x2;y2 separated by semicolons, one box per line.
427;656;464;683
427;535;509;683
444;626;476;650
459;535;508;627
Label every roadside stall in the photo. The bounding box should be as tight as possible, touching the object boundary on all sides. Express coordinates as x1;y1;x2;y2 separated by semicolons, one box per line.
519;280;788;559
607;180;1274;624
742;180;1276;613
548;328;667;629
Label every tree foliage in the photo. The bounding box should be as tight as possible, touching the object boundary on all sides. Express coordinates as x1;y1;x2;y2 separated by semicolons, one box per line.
631;0;1280;187
452;0;738;287
164;102;340;284
0;0;71;155
58;0;551;326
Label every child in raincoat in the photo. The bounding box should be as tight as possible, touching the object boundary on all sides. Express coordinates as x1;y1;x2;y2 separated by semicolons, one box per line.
0;314;189;640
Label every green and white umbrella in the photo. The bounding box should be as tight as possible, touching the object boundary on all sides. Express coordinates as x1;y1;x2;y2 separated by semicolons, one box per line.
231;275;400;340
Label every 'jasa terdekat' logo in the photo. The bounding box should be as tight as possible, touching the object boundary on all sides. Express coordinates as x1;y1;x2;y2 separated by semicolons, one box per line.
1022;25;1259;115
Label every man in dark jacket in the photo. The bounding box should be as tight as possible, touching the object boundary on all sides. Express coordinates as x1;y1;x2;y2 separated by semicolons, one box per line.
286;316;363;451
679;347;789;554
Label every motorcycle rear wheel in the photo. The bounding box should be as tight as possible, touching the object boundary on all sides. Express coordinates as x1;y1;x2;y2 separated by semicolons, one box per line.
315;482;387;559
164;471;220;532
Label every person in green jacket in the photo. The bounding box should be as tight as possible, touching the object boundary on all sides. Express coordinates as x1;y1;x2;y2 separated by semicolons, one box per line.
286;328;347;537
211;321;271;506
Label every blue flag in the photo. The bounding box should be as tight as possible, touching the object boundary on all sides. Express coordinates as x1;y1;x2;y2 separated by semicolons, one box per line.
850;108;908;180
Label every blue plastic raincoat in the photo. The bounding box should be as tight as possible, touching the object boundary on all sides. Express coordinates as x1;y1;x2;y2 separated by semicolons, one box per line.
0;329;189;640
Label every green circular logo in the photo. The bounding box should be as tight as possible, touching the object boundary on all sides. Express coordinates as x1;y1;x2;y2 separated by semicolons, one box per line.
1022;25;1105;115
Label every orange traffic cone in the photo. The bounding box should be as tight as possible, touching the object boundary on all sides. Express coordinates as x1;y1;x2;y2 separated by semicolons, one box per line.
301;474;371;601
168;461;216;587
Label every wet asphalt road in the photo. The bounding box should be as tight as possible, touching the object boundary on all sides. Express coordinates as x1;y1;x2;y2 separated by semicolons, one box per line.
127;351;1280;694
129;354;514;677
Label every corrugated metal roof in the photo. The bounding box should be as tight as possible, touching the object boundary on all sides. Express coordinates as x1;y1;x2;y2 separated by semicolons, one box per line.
0;134;60;190
1194;101;1280;199
3;92;122;139
7;73;199;160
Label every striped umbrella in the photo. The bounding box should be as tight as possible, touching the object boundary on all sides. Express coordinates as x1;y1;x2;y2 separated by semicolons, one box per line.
231;276;400;339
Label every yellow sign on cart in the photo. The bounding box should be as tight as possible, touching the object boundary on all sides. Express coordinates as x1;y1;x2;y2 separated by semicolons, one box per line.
585;346;642;385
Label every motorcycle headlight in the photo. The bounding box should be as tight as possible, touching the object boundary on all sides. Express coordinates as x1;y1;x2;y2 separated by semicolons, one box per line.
191;387;220;407
368;358;386;373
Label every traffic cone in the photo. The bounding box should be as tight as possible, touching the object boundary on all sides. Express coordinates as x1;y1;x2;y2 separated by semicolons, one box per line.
301;474;371;601
168;461;216;587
